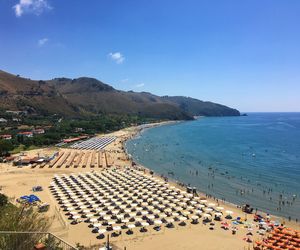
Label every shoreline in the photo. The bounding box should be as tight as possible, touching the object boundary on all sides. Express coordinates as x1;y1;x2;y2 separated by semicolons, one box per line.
122;120;300;227
0;119;299;249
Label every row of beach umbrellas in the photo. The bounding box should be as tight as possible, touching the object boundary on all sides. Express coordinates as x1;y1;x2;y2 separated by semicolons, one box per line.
71;137;116;150
50;169;234;238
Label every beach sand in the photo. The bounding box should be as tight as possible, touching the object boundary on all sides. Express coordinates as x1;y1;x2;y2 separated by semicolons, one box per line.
0;121;299;250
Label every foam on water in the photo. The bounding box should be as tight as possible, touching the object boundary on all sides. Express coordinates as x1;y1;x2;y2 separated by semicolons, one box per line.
126;113;300;220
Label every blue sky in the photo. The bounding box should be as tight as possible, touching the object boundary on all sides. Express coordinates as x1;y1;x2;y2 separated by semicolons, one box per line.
1;0;300;112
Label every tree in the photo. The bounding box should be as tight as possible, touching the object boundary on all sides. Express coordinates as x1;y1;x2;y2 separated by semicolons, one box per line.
0;194;8;207
0;140;13;156
0;202;51;250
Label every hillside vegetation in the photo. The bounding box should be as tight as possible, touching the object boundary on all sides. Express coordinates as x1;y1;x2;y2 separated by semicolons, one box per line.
0;70;240;120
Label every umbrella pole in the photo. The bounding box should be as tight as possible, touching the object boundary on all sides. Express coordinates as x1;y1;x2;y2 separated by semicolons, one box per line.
107;234;110;250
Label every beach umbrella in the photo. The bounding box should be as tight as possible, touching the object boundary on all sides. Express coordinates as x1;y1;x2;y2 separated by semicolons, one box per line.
203;213;212;218
225;210;233;215
154;220;162;225
187;206;194;211
112;210;119;215
208;203;216;207
182;211;190;216
179;216;187;221
216;206;224;211
103;215;111;220
141;222;149;227
166;218;174;223
113;226;121;231
191;215;199;220
129;212;136;217
73;215;81;219
122;219;129;223
204;208;213;213
165;208;172;213
98;229;106;234
116;214;124;219
128;224;135;229
214;212;223;217
90;218;98;223
147;215;155;220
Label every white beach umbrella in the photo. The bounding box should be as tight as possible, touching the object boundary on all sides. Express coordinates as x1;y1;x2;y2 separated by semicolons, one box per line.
98;229;106;234
182;211;190;216
179;216;187;221
172;212;179;217
90;218;98;223
103;215;111;220
154;220;162;225
166;218;174;223
141;222;149;227
93;223;102;228
214;212;223;217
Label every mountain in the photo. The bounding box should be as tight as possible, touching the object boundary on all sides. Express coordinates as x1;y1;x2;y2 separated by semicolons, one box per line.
0;70;240;120
162;96;240;117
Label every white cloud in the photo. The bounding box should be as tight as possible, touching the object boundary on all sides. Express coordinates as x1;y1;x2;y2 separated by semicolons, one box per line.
13;0;52;17
135;83;145;88
108;52;125;64
120;78;129;83
38;38;48;46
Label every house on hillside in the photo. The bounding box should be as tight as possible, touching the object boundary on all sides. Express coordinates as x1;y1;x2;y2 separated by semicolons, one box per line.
18;131;33;138
0;118;7;123
12;118;21;122
0;134;12;140
74;127;84;132
32;128;45;134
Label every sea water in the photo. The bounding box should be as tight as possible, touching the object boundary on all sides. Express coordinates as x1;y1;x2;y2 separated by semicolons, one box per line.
126;113;300;220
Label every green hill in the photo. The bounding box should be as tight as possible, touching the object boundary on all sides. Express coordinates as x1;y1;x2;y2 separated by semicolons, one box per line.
0;70;240;120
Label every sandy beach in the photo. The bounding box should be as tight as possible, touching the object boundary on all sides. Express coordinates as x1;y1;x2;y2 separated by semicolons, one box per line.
1;121;299;250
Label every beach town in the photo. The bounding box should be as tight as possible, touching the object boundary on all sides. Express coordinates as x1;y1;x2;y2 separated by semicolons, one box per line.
0;122;299;250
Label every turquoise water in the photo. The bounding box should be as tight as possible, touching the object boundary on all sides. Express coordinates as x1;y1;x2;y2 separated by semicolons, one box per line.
126;113;300;220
